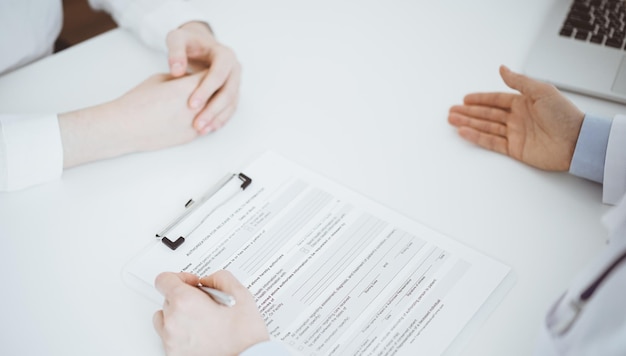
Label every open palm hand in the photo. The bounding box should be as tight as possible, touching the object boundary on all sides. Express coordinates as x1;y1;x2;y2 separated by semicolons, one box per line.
448;66;584;171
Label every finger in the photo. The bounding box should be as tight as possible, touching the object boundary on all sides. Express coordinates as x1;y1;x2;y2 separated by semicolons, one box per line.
448;112;507;137
449;104;508;124
154;272;200;298
199;270;249;299
499;65;553;99
166;29;189;77
194;70;240;132
463;92;516;111
178;272;202;286
212;102;238;130
457;126;509;156
153;310;165;337
199;103;237;135
189;51;237;110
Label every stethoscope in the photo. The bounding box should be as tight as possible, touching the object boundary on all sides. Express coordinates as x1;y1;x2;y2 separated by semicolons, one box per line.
546;248;626;336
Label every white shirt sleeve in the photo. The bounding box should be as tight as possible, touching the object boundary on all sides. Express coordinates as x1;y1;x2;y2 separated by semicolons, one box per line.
603;114;626;204
88;0;210;52
0;115;63;191
0;0;62;75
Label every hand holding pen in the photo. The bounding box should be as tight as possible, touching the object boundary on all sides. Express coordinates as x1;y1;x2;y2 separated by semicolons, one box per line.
153;270;270;356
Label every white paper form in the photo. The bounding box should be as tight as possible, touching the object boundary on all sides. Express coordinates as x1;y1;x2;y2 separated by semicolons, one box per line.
123;151;511;355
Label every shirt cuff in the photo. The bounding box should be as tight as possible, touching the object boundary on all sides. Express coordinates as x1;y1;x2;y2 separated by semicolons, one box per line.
603;114;626;204
569;113;612;183
0;114;63;191
239;340;291;356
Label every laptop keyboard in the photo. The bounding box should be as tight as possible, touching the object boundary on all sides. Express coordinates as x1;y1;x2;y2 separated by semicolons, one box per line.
559;0;626;50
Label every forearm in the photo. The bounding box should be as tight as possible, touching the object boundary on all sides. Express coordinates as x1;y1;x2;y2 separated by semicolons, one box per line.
59;72;203;169
58;102;138;168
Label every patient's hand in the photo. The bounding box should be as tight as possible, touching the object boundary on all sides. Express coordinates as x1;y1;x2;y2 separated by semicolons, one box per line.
166;21;241;135
58;71;210;168
448;65;584;171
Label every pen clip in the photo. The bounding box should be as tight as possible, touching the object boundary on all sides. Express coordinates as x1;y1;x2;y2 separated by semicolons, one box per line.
156;173;252;250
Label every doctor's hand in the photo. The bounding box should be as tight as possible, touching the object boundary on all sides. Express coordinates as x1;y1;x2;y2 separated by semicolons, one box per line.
448;65;585;171
59;71;209;168
166;21;242;135
153;270;269;356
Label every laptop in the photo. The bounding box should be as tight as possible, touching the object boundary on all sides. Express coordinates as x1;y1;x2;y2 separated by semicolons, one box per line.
524;0;626;104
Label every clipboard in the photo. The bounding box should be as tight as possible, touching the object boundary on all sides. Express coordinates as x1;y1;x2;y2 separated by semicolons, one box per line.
155;172;252;250
122;171;253;304
121;151;513;354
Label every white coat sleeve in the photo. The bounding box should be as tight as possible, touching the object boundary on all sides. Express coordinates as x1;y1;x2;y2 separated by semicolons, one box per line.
88;0;210;52
0;114;63;191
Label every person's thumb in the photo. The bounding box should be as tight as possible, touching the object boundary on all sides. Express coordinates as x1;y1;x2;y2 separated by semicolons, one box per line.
499;65;530;92
500;65;557;101
166;29;189;77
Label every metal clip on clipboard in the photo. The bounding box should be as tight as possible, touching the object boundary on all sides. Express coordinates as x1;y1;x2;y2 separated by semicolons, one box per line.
155;173;252;250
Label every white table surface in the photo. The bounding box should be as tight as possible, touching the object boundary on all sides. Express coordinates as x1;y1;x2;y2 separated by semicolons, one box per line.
1;0;625;355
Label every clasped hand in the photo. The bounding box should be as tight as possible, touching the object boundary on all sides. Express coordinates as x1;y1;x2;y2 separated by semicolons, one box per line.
166;21;241;135
58;21;241;168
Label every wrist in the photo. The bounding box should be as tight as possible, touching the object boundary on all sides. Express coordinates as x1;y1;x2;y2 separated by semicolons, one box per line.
58;101;139;168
